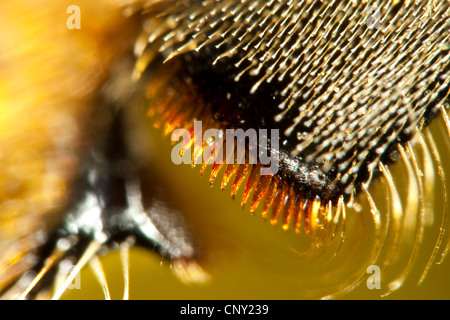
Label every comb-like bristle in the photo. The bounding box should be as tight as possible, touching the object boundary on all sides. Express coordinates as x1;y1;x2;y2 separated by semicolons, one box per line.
270;183;288;226
303;199;313;235
293;199;305;234
153;102;175;129
230;164;251;199
261;178;278;220
241;165;260;208
310;196;323;237
221;164;239;191
135;0;450;297
249;174;271;213
209;161;225;186
164;113;184;136
281;186;297;231
199;157;210;177
139;0;450;201
148;89;339;236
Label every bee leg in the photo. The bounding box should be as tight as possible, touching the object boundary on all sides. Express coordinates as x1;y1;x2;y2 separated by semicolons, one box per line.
17;106;206;299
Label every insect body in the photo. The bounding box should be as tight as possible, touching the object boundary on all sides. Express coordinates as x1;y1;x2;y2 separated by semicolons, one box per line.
0;0;449;299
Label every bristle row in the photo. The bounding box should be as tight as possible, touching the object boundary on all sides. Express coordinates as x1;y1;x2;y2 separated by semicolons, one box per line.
147;91;342;235
140;0;450;195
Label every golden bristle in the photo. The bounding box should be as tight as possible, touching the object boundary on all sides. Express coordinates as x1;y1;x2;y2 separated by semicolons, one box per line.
269;183;287;227
221;164;239;191
249;174;271;214
281;186;298;231
262;179;278;220
303;199;312;235
136;0;450;298
148;94;340;239
240;165;260;208
230;164;251;199
209;161;226;187
293;199;305;234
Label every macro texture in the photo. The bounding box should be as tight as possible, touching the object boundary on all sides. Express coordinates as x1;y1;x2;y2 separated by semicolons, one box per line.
0;0;449;299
